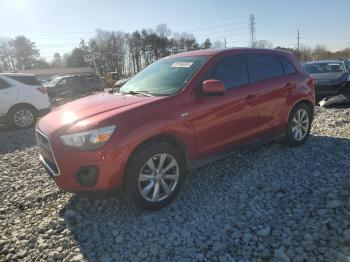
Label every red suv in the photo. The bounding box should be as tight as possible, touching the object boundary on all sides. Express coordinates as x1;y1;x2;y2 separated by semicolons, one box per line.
36;48;315;210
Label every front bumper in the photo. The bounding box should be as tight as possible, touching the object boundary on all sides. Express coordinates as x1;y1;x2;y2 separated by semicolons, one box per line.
315;82;347;96
35;128;128;192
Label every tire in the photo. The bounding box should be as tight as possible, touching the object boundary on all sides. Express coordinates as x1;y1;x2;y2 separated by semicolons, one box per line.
285;103;312;147
125;142;186;210
7;105;37;129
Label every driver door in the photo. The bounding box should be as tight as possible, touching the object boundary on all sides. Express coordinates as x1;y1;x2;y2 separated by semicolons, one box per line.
192;54;260;159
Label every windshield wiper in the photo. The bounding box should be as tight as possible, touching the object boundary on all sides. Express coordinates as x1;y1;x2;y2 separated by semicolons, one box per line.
122;90;153;97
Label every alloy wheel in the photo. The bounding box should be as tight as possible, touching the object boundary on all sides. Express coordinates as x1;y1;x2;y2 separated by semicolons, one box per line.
138;153;179;202
291;109;310;141
14;109;34;128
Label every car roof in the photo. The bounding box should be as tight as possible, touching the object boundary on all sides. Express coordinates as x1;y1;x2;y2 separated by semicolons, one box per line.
0;73;36;77
168;47;292;58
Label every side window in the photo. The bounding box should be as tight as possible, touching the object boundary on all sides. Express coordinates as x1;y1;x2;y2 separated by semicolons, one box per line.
59;79;67;85
0;78;11;89
6;75;41;86
205;55;249;89
279;56;297;75
247;54;284;82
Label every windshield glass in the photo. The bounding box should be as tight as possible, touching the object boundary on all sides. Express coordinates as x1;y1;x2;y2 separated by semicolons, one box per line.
119;56;207;96
303;62;345;74
47;77;64;87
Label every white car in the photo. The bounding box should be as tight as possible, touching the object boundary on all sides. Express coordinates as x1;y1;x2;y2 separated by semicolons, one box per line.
0;73;51;129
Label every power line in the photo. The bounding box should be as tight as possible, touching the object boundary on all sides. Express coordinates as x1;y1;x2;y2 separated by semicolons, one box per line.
179;21;247;33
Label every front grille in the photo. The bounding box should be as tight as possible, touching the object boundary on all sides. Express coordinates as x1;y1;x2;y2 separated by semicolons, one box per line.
36;131;50;151
44;157;59;174
36;129;60;176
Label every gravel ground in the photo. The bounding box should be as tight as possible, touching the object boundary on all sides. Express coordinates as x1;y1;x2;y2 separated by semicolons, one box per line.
0;106;349;262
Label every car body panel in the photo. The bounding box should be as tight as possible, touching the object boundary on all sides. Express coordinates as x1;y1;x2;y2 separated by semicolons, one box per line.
36;48;314;192
0;74;50;117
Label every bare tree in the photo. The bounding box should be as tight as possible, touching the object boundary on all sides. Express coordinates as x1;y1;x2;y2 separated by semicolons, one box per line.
255;40;273;49
312;45;331;60
156;24;171;38
212;40;224;49
0;38;15;71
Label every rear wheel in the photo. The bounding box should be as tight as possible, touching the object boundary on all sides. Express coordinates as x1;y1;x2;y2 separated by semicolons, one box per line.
7;105;37;129
125;142;185;210
285;103;312;147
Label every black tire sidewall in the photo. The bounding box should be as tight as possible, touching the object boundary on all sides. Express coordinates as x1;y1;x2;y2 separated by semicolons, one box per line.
285;103;312;147
125;142;186;210
7;105;37;129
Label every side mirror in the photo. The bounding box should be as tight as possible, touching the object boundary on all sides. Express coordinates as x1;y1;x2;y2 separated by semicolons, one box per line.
202;79;225;96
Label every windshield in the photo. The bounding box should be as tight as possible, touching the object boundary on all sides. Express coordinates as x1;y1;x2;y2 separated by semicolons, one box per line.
303;62;345;74
119;56;207;96
47;77;64;87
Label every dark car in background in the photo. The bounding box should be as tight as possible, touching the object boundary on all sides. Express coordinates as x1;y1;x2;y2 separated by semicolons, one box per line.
47;73;103;100
303;60;349;100
343;59;350;74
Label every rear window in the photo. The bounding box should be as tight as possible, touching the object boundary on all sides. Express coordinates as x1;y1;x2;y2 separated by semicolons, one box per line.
6;75;41;86
303;62;345;74
0;78;11;89
247;54;284;82
279;56;297;75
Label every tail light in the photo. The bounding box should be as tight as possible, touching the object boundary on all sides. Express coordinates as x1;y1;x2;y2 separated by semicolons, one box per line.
307;78;315;89
37;86;48;94
307;78;316;104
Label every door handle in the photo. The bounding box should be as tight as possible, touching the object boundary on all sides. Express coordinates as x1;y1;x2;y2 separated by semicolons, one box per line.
285;82;295;89
246;94;255;100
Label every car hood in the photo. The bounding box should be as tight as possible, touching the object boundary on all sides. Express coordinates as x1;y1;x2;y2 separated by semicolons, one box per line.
38;93;162;131
310;72;347;83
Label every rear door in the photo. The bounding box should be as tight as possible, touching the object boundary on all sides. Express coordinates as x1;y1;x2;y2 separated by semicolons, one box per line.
192;54;260;158
76;76;88;95
55;77;74;97
246;53;290;135
0;77;17;116
84;75;102;93
5;75;42;99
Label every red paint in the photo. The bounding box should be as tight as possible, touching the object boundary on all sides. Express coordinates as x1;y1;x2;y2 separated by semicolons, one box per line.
36;48;315;192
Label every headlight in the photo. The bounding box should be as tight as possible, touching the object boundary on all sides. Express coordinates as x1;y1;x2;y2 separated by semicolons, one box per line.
60;125;116;150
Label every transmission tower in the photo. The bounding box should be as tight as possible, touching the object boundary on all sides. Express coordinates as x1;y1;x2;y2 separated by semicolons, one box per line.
249;14;256;48
297;29;301;60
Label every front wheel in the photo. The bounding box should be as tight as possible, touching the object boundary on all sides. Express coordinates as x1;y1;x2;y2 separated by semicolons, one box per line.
125;142;186;210
285;103;312;147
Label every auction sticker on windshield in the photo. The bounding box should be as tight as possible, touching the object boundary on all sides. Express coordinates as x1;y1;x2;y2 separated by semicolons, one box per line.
171;62;193;68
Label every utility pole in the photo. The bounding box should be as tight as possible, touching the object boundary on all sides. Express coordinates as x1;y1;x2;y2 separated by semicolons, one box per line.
249;14;256;48
297;29;301;60
223;38;227;48
112;32;118;74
